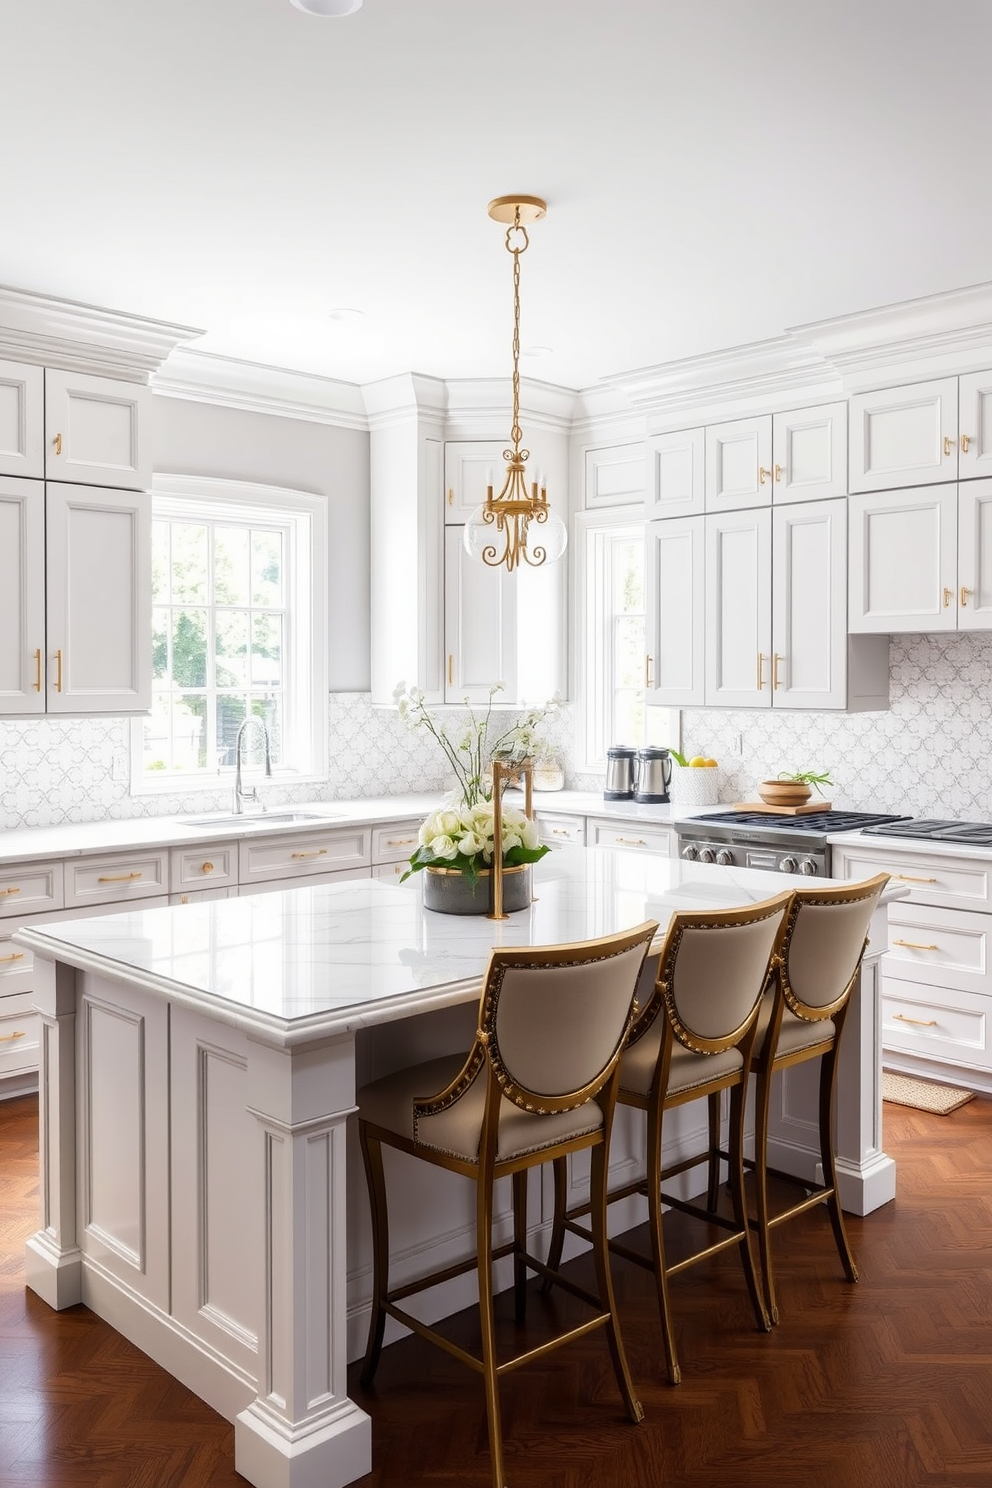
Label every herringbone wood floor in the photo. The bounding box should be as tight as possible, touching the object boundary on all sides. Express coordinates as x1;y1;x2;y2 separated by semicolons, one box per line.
1;1090;990;1487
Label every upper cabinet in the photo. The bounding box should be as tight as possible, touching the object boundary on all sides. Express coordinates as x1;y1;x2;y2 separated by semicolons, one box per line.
644;516;705;705
443;440;498;522
705;415;773;511
584;442;644;510
771;401;848;503
44;369;152;490
849;372;992;493
0;359;44;478
645;428;704;519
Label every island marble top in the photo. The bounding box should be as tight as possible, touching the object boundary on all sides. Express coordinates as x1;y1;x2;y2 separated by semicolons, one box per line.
16;846;902;1046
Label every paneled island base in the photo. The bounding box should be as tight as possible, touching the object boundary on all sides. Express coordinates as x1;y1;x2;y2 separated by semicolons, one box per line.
17;848;901;1488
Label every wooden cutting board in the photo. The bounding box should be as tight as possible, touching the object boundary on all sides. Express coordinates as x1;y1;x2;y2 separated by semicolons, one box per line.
732;801;833;816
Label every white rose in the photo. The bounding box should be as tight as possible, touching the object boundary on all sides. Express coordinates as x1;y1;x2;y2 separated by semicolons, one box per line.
429;834;459;861
456;830;484;856
520;818;540;850
436;809;462;837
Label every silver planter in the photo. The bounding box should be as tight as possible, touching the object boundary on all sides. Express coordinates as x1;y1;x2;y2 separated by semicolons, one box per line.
422;864;531;915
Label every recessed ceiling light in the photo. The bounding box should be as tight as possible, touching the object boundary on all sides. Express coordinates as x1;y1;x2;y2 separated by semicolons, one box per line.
521;345;553;359
289;0;363;15
327;307;367;324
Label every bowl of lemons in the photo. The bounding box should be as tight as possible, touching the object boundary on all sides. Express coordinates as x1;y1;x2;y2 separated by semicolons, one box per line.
668;750;720;807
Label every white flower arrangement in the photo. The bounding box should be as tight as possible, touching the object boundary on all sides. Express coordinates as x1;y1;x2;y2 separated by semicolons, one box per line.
393;681;557;882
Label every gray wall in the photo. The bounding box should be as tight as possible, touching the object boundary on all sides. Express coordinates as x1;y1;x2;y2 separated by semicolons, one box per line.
153;395;371;692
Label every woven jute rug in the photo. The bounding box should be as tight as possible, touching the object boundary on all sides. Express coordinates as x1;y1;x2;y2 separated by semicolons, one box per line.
882;1071;976;1115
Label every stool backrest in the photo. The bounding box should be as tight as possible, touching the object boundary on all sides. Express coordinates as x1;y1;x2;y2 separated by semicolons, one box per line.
778;873;889;1021
480;921;658;1114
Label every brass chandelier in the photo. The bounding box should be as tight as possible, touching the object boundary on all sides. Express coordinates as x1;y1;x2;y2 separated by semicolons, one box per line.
463;196;568;574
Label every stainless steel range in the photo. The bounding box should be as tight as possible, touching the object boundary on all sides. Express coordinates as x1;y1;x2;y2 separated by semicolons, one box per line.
676;809;909;877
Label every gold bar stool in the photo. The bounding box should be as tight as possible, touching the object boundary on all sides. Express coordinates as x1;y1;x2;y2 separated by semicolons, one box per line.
545;892;791;1385
746;873;890;1323
356;920;658;1488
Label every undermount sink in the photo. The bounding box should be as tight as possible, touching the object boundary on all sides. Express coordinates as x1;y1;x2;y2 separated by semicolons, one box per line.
178;811;342;830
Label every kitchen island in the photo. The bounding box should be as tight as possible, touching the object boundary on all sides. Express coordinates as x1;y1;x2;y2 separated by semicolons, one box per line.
17;846;901;1488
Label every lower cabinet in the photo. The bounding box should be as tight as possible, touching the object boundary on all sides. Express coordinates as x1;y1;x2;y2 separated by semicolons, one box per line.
585;817;673;856
535;812;586;850
833;841;992;1091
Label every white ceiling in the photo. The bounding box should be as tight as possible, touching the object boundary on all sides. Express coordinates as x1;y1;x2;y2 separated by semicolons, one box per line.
4;0;992;392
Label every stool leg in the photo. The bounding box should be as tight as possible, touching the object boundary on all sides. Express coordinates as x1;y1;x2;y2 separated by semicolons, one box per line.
476;1171;506;1488
358;1123;390;1385
752;1060;778;1324
819;1047;859;1284
590;1140;643;1424
541;1156;568;1291
512;1169;528;1323
729;1079;771;1333
706;1090;722;1210
645;1098;681;1384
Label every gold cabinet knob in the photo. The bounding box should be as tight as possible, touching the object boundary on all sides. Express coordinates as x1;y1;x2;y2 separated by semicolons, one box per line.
758;466;772;485
202;861;214;873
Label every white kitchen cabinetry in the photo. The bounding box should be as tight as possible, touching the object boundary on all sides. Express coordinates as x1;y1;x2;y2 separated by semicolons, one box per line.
705;415;773;512
170;843;239;895
0;474;150;717
371;821;421;882
238;825;372;889
960;369;992;478
848;373;992;493
705;500;887;710
772;401;848;503
0;358;44;478
585;817;673;856
584;442;644;509
645;428;704;519
534;812;586;850
44;368;152;490
834;840;992;1092
848;479;992;633
443;440;499;522
645;515;705;706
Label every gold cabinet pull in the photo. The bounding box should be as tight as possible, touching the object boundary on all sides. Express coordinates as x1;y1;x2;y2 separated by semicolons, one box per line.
892;1013;938;1027
772;652;782;689
961;433;971;453
891;938;938;951
943;435;954;457
53;432;62;456
97;871;143;883
291;849;328;859
895;873;938;884
447;487;454;506
386;837;416;848
942;587;953;608
447;654;454;686
33;648;42;692
615;836;647;847
54;648;63;691
1;887;21;896
758;466;771;485
757;652;766;689
0;952;25;964
0;1029;26;1043
201;862;214;874
644;654;653;688
961;586;973;607
773;463;784;482
552;828;570;836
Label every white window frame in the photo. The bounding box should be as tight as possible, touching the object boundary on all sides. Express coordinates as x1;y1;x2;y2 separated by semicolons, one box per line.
130;474;328;796
573;508;679;774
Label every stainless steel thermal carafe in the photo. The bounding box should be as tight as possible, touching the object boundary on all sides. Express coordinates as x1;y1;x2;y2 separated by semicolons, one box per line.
604;745;636;800
633;746;672;804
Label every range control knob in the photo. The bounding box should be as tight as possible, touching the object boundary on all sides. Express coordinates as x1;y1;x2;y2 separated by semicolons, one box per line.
698;846;717;863
681;844;700;861
715;848;734;866
799;857;819;876
780;855;799;874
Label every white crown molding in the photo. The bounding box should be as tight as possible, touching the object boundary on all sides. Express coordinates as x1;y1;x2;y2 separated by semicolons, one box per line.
361;371;447;428
443;376;578;433
155;346;368;429
0;284;202;381
792;280;992;391
568;384;649;446
600;335;841;423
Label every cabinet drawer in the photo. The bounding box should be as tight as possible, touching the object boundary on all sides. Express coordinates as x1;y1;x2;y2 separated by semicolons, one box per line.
0;928;33;996
881;976;991;1071
170;843;238;893
537;813;586;848
884;902;991;994
0;993;41;1076
372;823;421;865
588;820;673;854
65;850;170;909
0;860;64;919
238;827;371;887
834;844;992;914
238;865;370;896
373;860;412;883
169;887;235;905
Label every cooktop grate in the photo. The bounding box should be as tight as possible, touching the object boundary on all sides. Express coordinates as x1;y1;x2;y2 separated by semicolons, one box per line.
860;818;992;844
687;810;906;834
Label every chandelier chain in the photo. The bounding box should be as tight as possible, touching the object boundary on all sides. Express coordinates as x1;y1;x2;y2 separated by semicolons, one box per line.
505;208;528;457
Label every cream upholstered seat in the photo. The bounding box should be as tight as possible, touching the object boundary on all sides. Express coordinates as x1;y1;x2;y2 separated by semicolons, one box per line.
745;873;890;1323
356;920;658;1488
544;892;791;1386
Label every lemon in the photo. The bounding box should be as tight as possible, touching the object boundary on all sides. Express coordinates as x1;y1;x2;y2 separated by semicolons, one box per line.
688;756;707;767
704;758;718;768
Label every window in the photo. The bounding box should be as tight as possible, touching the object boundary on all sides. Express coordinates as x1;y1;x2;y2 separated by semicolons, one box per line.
131;477;327;792
576;511;679;771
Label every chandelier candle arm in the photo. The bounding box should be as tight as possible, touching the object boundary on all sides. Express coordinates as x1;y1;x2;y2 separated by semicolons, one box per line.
463;195;568;574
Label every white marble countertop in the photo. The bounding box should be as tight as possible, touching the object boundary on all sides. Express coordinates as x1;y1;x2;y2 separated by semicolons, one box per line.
17;846;905;1045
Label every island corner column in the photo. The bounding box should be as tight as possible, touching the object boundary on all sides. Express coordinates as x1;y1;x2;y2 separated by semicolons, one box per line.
235;1027;372;1488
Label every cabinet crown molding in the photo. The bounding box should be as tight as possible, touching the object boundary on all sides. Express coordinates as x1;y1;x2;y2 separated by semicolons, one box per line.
155;346;368;429
0;284;202;382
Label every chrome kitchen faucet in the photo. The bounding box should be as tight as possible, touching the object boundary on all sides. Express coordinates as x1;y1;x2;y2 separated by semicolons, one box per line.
233;718;272;815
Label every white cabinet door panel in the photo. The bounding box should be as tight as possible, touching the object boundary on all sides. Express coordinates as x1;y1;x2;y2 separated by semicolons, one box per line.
0;359;44;478
704;508;772;707
645;428;704;519
45;370;151;490
959;370;992;480
705;416;772;511
848;485;957;632
772;499;846;708
585;442;644;509
0;477;46;714
772;401;847;503
646;516;704;705
443;440;502;522
444;525;514;702
44;482;151;712
957;478;992;631
849;379;957;492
